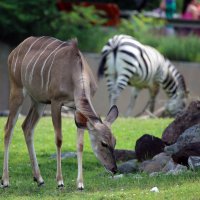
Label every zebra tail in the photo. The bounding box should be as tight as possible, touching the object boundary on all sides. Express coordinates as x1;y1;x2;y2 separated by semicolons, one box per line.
97;54;107;80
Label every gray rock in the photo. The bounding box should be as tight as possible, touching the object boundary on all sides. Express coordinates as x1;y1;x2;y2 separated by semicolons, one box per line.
152;152;171;166
112;174;124;179
139;152;171;173
172;142;200;166
165;124;200;155
188;156;200;170
118;159;139;174
162;159;178;172
162;100;200;145
114;149;136;162
165;164;187;175
51;152;77;159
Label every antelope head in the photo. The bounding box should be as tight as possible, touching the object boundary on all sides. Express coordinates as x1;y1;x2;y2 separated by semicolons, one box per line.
75;105;118;174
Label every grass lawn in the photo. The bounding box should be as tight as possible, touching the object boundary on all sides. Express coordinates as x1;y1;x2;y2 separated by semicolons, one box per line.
0;117;200;200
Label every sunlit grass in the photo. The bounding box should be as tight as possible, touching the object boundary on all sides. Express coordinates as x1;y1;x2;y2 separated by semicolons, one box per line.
0;117;200;200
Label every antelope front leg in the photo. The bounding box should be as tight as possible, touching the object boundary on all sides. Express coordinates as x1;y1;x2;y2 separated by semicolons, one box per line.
76;128;84;190
22;101;45;186
1;89;24;188
51;101;64;187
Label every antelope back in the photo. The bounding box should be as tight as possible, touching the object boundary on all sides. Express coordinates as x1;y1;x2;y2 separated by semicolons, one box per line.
8;36;95;103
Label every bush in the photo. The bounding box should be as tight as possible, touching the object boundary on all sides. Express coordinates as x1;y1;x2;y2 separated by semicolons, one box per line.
0;1;109;52
0;1;199;62
115;15;200;62
0;0;59;45
52;5;109;52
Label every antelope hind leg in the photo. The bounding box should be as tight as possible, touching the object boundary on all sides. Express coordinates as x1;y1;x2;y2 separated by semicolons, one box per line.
22;101;45;186
76;128;84;190
51;101;64;188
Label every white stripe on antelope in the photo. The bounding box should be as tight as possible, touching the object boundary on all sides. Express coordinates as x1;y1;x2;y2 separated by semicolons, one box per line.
98;34;188;117
1;36;118;190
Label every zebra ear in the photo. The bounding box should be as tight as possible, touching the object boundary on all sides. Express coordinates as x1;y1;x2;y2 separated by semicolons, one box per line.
105;105;118;125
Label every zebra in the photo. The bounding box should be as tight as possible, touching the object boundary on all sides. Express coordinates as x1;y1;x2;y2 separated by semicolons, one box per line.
98;34;188;117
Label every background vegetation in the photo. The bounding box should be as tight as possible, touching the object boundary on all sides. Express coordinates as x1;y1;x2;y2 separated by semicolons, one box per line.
117;15;200;62
0;0;200;61
64;0;183;12
0;117;200;200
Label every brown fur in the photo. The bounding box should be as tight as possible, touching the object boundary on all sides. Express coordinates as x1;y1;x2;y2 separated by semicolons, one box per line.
1;36;118;190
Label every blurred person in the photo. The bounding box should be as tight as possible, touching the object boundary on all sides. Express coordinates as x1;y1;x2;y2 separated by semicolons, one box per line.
160;0;177;35
182;0;200;20
160;0;176;19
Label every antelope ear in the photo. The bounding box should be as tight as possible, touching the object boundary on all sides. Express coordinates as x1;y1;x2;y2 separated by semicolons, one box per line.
105;105;118;125
74;111;88;129
86;121;95;131
74;111;96;130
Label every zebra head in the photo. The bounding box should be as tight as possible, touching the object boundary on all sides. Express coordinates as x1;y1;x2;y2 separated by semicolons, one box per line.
165;91;187;116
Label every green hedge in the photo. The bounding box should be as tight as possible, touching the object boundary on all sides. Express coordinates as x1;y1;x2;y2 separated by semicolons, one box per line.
0;1;199;62
0;0;59;45
115;15;200;62
62;0;184;12
0;0;108;52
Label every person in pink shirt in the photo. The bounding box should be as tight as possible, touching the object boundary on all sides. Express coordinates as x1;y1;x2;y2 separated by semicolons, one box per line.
182;0;200;20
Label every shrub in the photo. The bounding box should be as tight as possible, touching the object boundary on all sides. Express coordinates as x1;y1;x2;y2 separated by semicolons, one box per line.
0;1;109;52
0;0;59;45
52;5;108;52
115;15;200;62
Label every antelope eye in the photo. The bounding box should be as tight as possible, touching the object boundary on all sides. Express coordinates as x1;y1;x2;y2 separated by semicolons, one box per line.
101;141;108;147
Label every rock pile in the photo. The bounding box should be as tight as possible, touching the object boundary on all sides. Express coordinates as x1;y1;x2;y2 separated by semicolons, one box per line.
162;100;200;145
114;101;200;175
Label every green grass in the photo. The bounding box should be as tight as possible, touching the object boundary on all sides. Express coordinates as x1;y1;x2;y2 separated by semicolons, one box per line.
0;117;200;200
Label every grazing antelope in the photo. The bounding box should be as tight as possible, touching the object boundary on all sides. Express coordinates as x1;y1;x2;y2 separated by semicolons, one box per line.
1;36;118;190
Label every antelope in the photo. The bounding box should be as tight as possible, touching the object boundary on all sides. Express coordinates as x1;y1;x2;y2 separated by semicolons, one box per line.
1;36;118;190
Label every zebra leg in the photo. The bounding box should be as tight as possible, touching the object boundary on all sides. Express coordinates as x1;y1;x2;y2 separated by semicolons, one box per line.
106;75;117;107
148;84;159;113
125;87;140;117
136;85;159;117
110;92;118;107
110;74;130;108
22;100;46;186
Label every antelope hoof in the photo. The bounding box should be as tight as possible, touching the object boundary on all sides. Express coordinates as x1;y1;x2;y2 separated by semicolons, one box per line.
38;181;45;187
1;179;9;188
57;180;64;188
33;177;45;187
57;184;64;189
77;182;84;190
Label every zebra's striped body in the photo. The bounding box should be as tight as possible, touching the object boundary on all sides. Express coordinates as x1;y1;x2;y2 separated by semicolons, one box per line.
98;34;187;116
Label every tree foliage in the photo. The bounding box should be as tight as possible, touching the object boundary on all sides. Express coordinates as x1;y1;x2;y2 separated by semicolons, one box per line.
0;0;60;45
0;0;107;51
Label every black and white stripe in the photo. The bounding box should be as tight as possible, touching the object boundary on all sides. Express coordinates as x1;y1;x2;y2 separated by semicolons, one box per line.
98;34;187;116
